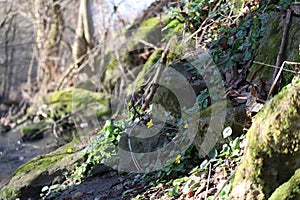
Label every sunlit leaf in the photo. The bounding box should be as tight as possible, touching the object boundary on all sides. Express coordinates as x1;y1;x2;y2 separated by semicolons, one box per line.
223;127;232;138
200;159;210;170
208;148;217;159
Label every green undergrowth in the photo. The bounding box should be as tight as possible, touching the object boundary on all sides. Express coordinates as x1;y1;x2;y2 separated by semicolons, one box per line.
130;127;245;199
36;0;299;199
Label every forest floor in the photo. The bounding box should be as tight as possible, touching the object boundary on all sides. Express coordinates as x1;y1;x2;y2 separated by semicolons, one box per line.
46;171;126;200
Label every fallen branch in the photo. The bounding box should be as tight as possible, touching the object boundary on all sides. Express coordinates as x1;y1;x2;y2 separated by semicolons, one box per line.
141;39;171;110
205;162;212;200
138;38;159;50
271;9;292;89
253;61;299;74
212;168;238;200
267;61;300;99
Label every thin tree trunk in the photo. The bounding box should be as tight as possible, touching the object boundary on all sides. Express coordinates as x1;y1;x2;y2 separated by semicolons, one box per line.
7;21;16;100
34;0;63;96
72;0;94;64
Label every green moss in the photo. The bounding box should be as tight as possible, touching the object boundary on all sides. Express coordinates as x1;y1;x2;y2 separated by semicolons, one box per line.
127;48;163;93
46;88;109;118
248;13;300;85
166;37;186;65
163;19;184;41
248;12;282;83
13;141;77;177
0;186;20;200
269;168;300;200
0;140;84;199
232;82;300;199
139;17;161;30
21;122;45;141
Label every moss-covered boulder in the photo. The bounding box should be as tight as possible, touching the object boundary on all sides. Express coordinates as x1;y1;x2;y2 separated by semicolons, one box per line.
0;140;85;200
248;12;300;90
21;122;45;141
230;78;300;199
269;168;300;200
191;101;248;156
46;88;110;118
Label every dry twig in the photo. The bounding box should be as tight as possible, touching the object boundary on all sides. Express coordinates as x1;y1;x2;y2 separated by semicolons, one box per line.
205;163;212;200
267;61;300;99
271;9;292;90
141;39;171;110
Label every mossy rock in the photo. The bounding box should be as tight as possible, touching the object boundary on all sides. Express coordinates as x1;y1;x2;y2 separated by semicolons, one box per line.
45;88;110;120
269;168;300;200
248;12;300;86
231;80;300;199
21;122;45;141
136;17;162;41
191;101;248;156
0;140;85;200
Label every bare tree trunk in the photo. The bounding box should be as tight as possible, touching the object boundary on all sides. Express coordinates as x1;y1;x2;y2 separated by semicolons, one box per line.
33;0;64;97
7;21;16;100
72;0;94;64
2;14;16;100
55;0;94;90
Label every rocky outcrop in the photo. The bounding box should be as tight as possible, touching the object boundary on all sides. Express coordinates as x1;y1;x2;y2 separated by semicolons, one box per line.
230;79;300;199
0;141;86;200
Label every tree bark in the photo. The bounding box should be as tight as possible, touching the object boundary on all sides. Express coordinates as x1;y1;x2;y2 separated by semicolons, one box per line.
33;0;63;96
72;0;94;64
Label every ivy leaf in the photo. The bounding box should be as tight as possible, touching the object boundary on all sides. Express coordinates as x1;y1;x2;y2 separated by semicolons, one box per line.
230;137;240;150
208;148;217;159
200;159;210;171
223;127;232;138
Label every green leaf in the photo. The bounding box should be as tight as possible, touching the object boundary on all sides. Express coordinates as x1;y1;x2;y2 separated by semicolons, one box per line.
243;50;252;62
189;166;199;175
168;184;179;196
223;127;232;138
208;148;217;159
173;177;188;186
200;159;210;170
230;137;240;150
182;179;193;194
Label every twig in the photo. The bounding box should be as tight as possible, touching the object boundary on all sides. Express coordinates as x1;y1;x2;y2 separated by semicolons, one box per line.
267;61;299;99
138;38;158;50
141;39;171;110
253;61;299;74
271;9;292;86
205;162;212;200
127;122;143;171
184;18;209;43
182;19;187;44
212;168;238;200
55;52;88;90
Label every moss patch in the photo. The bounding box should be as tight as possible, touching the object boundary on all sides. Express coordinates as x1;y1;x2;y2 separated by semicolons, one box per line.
269;168;300;200
45;88;110;120
13;140;78;177
21;122;45;141
248;12;300;85
0;140;85;200
231;81;300;199
0;186;20;200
